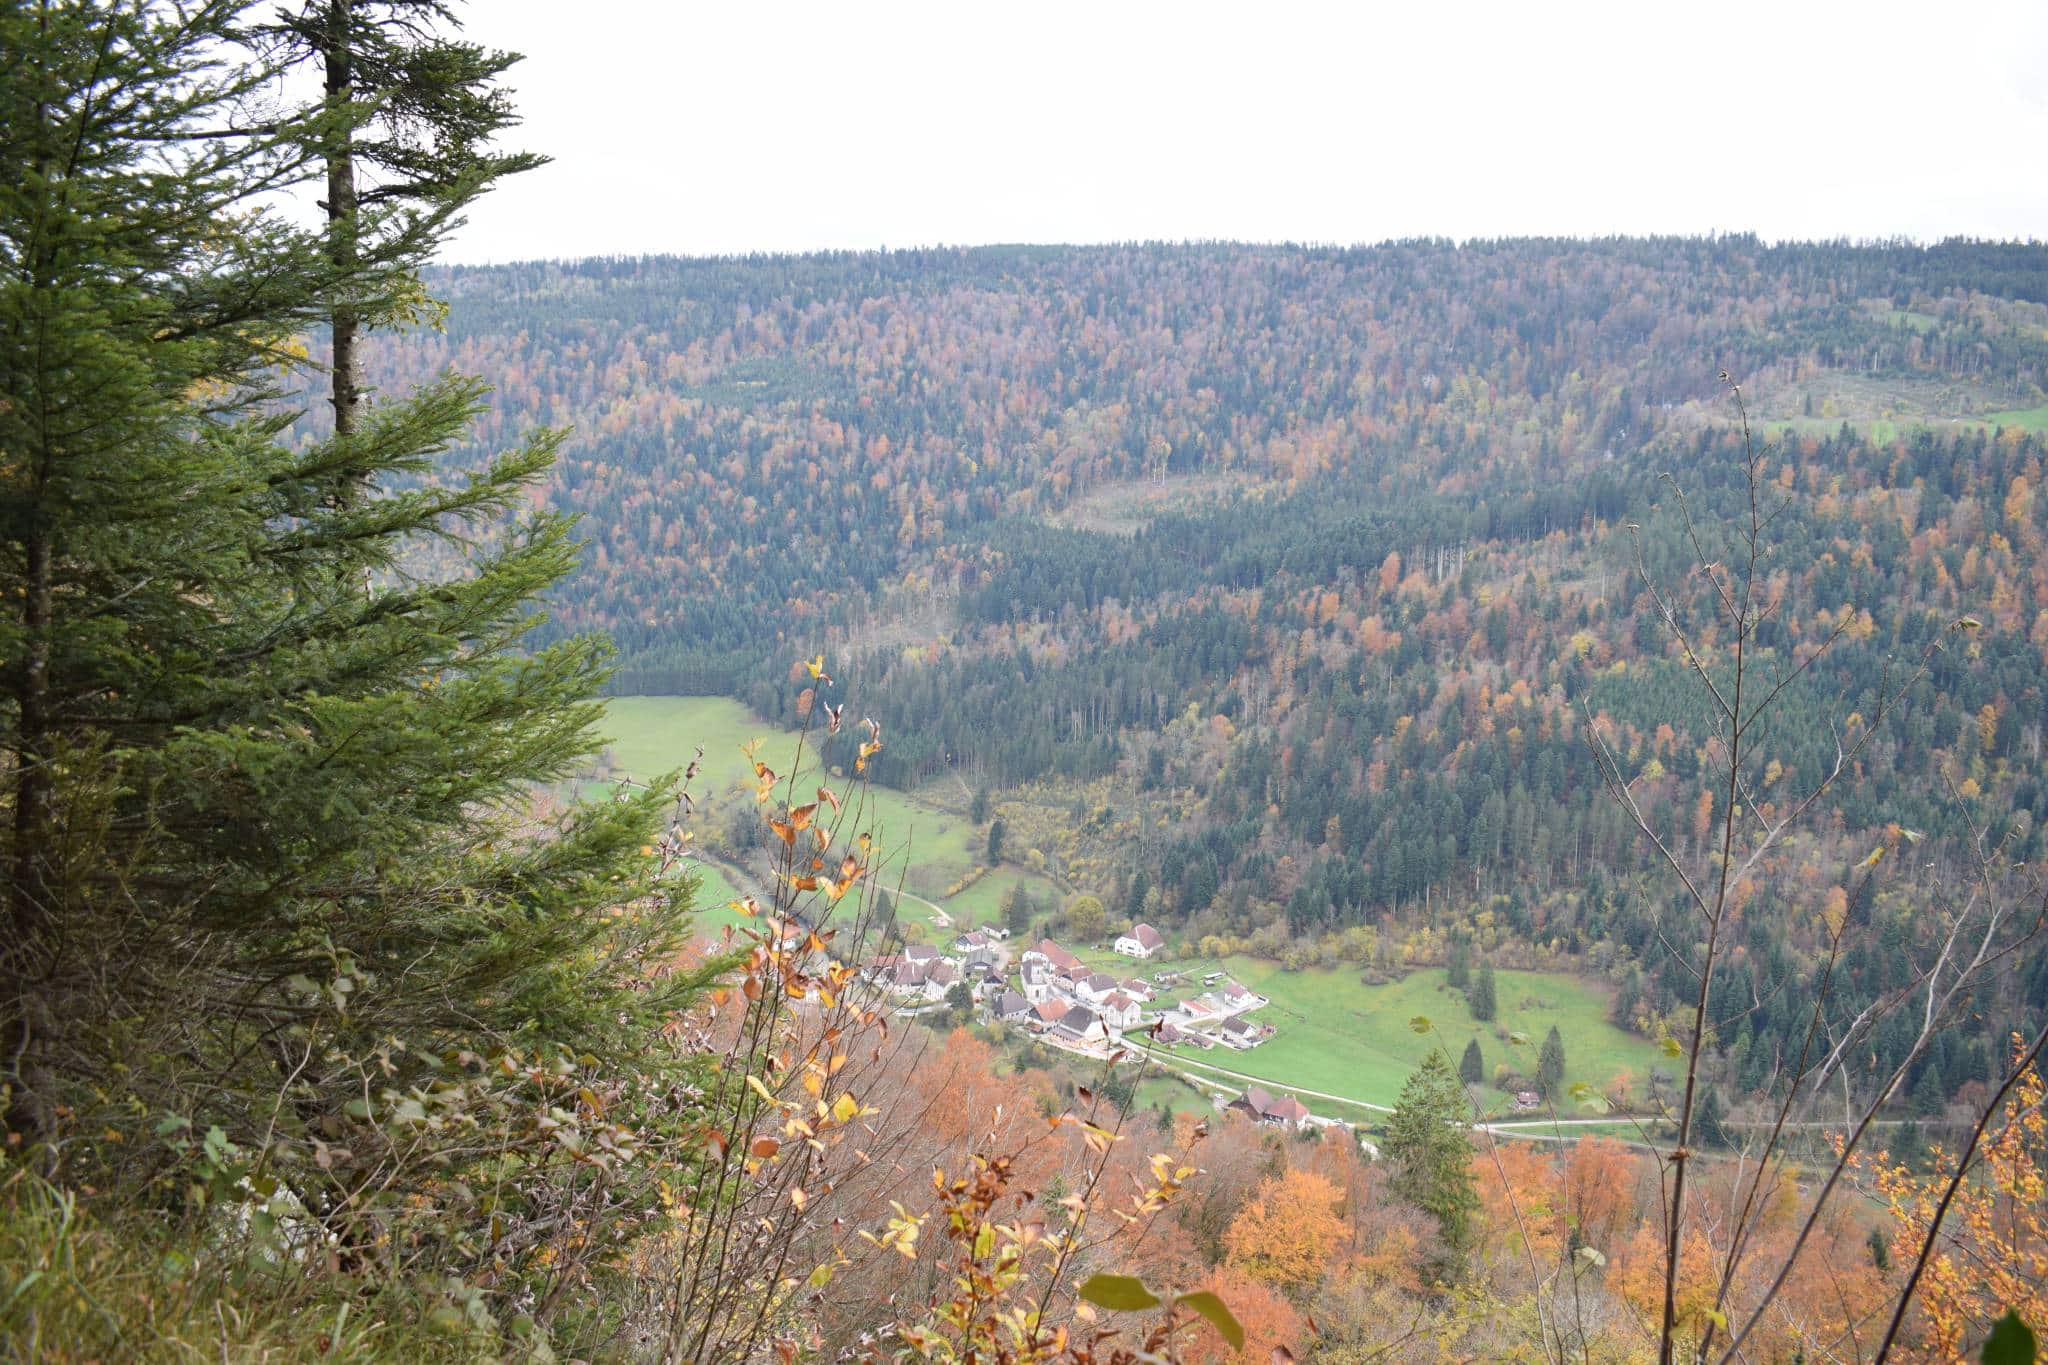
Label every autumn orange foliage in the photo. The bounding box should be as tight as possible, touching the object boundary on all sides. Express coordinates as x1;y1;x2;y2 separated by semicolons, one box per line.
1874;1043;2048;1358
1222;1167;1349;1293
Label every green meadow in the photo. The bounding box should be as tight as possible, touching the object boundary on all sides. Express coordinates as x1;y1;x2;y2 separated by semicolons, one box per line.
594;694;978;881
594;695;1062;933
1152;958;1667;1115
1986;402;2048;434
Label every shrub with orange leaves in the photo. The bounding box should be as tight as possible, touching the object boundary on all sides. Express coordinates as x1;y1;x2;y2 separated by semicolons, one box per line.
1182;1265;1303;1365
1874;1040;2048;1359
1222;1167;1349;1295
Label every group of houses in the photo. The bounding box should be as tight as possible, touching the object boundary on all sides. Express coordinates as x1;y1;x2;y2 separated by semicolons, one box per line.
857;919;1279;1057
861;940;1001;1005
1007;938;1159;1045
1158;979;1275;1049
1226;1084;1311;1128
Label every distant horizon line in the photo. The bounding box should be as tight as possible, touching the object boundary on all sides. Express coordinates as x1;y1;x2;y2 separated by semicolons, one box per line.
437;232;2048;271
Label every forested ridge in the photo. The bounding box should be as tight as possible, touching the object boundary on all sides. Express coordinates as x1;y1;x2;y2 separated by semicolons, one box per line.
327;237;2048;680
331;239;2048;1120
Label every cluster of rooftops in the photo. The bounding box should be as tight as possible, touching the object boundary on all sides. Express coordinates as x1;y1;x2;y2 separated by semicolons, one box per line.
849;922;1331;1135
860;925;1273;1053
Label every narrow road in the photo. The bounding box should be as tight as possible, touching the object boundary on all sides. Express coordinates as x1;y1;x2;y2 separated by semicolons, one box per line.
1136;1048;1392;1113
1131;1044;1670;1152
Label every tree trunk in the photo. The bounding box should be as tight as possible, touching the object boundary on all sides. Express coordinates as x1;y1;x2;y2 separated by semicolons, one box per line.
5;529;54;1127
324;0;359;441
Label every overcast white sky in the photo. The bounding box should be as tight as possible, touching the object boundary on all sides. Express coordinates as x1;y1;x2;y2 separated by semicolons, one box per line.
438;0;2048;264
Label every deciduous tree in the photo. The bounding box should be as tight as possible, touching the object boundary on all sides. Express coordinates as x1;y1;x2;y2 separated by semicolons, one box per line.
1222;1167;1349;1294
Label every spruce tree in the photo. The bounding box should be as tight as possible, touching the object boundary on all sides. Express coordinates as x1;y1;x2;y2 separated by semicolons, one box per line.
1694;1085;1731;1150
1459;1037;1485;1085
1445;936;1471;989
0;1;695;1209
1125;867;1151;924
1005;883;1035;936
257;0;546;440
1383;1051;1480;1265
1910;1062;1947;1117
2;0;349;1121
1470;959;1499;1021
1538;1025;1567;1097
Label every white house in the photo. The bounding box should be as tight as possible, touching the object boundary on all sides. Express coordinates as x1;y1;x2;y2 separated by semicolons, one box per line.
1053;1004;1107;1046
1114;923;1165;959
882;960;929;997
1218;981;1265;1012
1027;939;1082;973
1075;972;1120;1006
1216;1015;1272;1050
921;960;962;1004
1097;991;1142;1032
1018;959;1053;1003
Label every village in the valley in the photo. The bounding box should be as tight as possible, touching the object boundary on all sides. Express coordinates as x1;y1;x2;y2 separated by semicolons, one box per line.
856;920;1343;1135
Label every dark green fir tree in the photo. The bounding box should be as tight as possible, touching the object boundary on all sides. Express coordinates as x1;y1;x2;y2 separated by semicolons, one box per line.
1459;1038;1486;1085
1538;1025;1567;1097
0;0;700;1231
1470;960;1499;1022
1383;1051;1480;1270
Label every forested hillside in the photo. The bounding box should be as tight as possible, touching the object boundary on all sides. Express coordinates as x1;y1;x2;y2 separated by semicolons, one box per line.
335;240;2048;694
333;239;2048;1121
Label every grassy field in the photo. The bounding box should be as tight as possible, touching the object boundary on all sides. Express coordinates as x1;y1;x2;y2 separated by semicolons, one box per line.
593;694;981;885
1876;307;1939;334
1150;958;1666;1115
1756;416;1906;445
937;866;1066;930
1987;403;2048;433
596;696;1063;937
